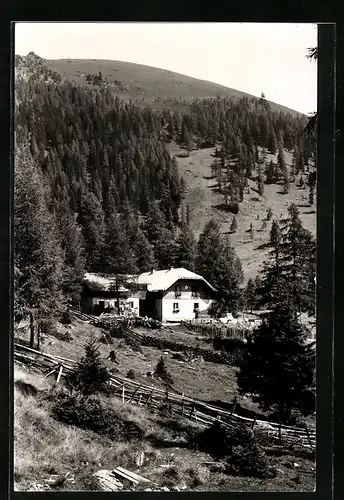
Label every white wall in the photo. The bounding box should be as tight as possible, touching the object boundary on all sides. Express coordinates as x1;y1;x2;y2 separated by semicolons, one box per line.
162;296;215;322
81;296;139;314
160;279;215;322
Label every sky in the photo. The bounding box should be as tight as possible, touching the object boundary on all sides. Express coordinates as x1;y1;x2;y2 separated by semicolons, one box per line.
15;22;317;114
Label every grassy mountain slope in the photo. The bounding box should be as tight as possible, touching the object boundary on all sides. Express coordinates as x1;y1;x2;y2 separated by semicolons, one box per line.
14;316;315;492
171;144;316;282
46;58;303;116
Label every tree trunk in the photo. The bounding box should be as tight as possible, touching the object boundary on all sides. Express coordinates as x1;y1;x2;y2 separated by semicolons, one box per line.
37;322;41;350
29;311;35;348
116;278;120;315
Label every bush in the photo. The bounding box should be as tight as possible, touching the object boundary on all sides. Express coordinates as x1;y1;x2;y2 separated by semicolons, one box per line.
109;323;126;339
66;338;110;395
194;421;275;479
154;356;174;385
59;310;72;325
127;369;137;380
40;318;57;336
56;330;73;342
226;442;276;479
52;393;144;441
99;330;113;345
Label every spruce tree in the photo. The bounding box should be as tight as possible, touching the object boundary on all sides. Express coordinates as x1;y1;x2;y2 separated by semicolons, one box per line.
261;205;315;313
196;220;242;313
266;160;276;184
174;223;196;271
14;138;65;347
230;216;238;233
236;300;315;423
67;337;110;395
78;190;106;272
244;278;256;313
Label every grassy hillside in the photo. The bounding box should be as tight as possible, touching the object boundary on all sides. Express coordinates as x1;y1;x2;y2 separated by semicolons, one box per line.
46;58;303;116
14;317;315;492
171;144;316;282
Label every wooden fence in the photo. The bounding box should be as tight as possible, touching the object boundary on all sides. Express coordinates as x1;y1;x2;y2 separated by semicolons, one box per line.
14;343;315;450
181;320;251;340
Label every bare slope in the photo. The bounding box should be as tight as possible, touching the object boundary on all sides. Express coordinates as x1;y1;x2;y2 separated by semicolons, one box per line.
46;58;303;116
173;144;316;282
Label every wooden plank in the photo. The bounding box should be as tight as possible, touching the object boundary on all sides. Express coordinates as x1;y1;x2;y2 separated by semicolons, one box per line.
111;468;139;484
116;467;150;483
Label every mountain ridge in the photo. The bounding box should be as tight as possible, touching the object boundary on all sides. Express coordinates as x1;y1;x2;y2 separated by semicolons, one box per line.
16;52;304;117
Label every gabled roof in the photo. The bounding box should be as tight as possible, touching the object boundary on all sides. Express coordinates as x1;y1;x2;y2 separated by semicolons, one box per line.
136;267;216;293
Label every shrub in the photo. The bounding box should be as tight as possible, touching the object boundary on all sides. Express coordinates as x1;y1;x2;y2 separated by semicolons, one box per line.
56;330;73;342
99;330;113;345
226;441;276;479
59;310;72;325
194;421;275;479
66;338;110;395
154;356;174;385
52;393;144;441
127;369;137;380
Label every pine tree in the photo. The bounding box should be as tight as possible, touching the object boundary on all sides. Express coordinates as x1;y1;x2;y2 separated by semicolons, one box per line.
104;211;137;275
54;200;86;305
174;223;196;271
196;220;242;313
230;216;238;233
277;148;287;183
270;220;281;253
265;160;276;184
244;278;256;313
257;170;264;196
261;205;315;313
14;138;65;347
67;337;110;395
236;301;315;423
144;201;175;269
78;190;106;272
282;164;290;194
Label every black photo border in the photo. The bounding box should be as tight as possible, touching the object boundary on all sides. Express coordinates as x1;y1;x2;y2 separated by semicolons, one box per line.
0;6;338;500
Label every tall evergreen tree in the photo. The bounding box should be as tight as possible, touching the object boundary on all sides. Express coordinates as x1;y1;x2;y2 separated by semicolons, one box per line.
196;219;242;313
174;222;196;271
236;300;315;423
78;190;106;272
244;278;257;313
14;138;65;347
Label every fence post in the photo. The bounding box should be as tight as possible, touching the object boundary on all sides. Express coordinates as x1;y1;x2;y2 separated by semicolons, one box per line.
145;390;153;407
128;384;142;404
189;403;195;418
229;398;237;422
252;415;257;431
181;393;185;416
278;414;282;446
304;423;313;448
55;364;64;384
122;385;125;403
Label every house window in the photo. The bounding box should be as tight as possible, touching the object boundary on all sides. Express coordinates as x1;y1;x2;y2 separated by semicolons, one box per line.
128;301;134;309
173;303;179;313
174;285;182;298
191;286;200;298
194;303;199;311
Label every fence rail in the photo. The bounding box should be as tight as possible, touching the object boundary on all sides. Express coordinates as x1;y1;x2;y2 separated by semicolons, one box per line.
14;343;315;450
